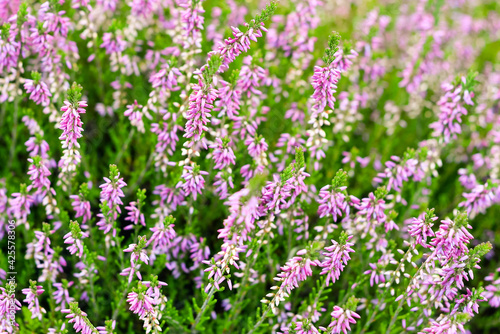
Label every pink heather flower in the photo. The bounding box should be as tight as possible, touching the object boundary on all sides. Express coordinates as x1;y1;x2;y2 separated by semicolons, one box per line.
59;100;87;151
126;281;165;333
72;0;91;9
311;65;341;117
288;169;310;203
213;172;234;200
127;289;155;318
276;133;306;155
238;56;267;97
179;0;205;48
408;211;437;247
151;112;183;172
206;8;223;44
35;250;66;283
240;164;263;183
100;32;127;54
272;133;306;172
363;256;389;287
437;261;470;300
215;79;241;119
452;288;485;316
39;3;72;37
62;303;97;334
231;112;261;139
0;25;20;74
121;263;143;283
48;323;67;334
27;22;52;58
267;0;319;61
341;151;370;169
176;165;208;200
260;174;293;215
124;100;149;133
74;260;98;288
96;320;116;334
291;320;320;334
29;228;54;260
70;194;92;226
317;185;350;221
430;215;473;262
99;171;126;210
183;79;218;147
53;280;74;311
124;201;146;230
401;319;415;332
148;216;177;253
204;243;243;292
151;114;183;154
332;48;358;72
63;221;88;258
24;77;52;106
97;166;127;235
264;250;319;314
210;137;236;170
0;285;22;330
485;267;500;308
25;135;50;159
373;155;424;192
152;185;185;217
208;17;270;73
27;157;51;196
122;236;149;282
128;0;157;17
458;182;499;218
320;234;355;286
149;62;182;96
22;115;43;136
217;187;259;245
8;184;34;228
58;89;87;185
285;103;305;124
142;279;168;301
245;135;268;159
326;306;360;334
422;316;466;334
306;41;353;170
22;282;46;320
189;237;211;272
355;191;387;224
124;238;150;266
458;169;477;190
430;78;474;143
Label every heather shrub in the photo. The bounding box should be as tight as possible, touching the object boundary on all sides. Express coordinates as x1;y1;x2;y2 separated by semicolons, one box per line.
1;0;500;333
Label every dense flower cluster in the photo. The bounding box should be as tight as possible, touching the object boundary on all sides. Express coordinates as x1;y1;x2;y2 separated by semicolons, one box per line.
1;1;500;334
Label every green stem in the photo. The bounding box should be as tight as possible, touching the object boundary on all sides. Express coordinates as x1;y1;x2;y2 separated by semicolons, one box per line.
360;244;415;334
8;72;21;170
46;275;56;323
191;286;216;333
224;230;267;332
89;269;100;319
247;305;272;334
165;315;185;330
115;127;135;165
112;278;132;321
0;102;6;131
385;301;403;334
312;278;328;309
126;150;154;196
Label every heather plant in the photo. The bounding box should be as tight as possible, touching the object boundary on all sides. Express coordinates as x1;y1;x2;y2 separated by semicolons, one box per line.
1;0;500;333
